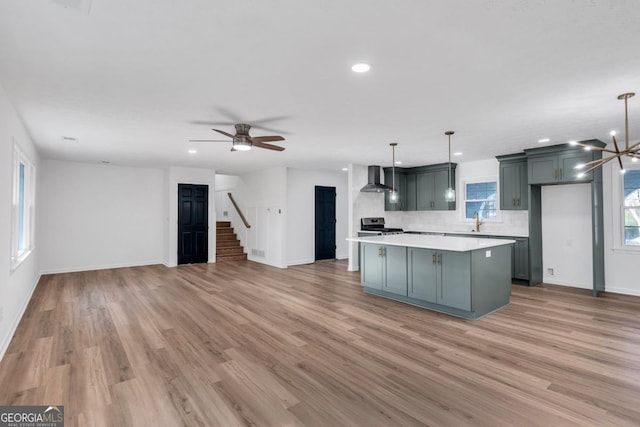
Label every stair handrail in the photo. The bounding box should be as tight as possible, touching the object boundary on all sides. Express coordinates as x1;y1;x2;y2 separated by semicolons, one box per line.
227;192;251;229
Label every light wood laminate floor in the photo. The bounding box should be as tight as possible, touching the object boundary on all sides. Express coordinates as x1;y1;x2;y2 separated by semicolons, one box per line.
1;260;640;426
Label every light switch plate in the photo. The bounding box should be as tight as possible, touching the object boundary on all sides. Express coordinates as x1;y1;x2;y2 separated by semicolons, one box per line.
485;250;491;258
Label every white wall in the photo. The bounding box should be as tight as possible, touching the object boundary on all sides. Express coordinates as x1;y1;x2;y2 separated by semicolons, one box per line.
603;160;640;296
214;174;240;222
541;183;593;289
39;160;166;273
286;168;349;265
167;167;216;267
347;164;386;271
0;83;41;359
233;167;287;268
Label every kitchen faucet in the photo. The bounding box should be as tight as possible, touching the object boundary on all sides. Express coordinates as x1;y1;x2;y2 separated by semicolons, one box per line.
473;211;483;232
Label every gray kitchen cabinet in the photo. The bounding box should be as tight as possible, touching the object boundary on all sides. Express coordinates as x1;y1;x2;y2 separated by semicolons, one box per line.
407;248;437;302
512;238;529;280
384;169;406;211
385;163;455;211
417;169;454;210
405;173;417;211
407;247;471;311
497;153;528;210
527;147;595;185
360;243;407;296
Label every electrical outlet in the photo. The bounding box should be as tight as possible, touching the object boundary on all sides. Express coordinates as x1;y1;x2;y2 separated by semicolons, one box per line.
223;211;228;217
547;268;554;276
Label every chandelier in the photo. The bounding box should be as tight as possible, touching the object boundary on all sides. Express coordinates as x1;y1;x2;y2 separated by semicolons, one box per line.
574;92;639;176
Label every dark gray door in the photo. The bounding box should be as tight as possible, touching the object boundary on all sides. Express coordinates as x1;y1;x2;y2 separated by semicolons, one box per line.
315;186;336;260
178;184;208;265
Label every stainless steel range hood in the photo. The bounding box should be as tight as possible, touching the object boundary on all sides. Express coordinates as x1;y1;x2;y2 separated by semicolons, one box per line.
360;165;392;193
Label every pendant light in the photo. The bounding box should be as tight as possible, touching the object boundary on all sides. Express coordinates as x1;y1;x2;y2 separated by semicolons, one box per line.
445;131;456;202
390;142;398;202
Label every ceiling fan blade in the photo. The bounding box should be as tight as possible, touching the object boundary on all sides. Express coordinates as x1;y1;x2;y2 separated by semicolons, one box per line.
253;141;285;151
188;139;229;142
188;120;237;127
212;128;235;138
251;135;285;143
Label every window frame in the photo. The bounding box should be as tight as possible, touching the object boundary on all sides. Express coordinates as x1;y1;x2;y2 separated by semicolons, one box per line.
462;178;500;222
11;142;36;271
620;165;640;249
610;161;640;253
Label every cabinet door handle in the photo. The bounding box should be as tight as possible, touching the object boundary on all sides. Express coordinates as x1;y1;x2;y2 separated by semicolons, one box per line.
517;198;520;206
512;198;516;206
437;254;442;264
432;253;436;264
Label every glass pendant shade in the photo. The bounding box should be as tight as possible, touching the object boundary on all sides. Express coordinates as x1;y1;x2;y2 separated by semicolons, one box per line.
445;187;456;202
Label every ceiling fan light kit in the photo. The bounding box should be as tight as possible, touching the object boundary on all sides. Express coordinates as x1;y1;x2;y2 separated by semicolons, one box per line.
573;92;639;176
189;123;286;152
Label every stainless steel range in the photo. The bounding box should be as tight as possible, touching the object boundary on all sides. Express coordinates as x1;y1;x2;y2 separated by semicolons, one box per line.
360;217;403;235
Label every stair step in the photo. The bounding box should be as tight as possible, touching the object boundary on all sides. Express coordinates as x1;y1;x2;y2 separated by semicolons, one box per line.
216;221;231;227
217;247;244;256
217;253;248;262
216;227;235;233
217;239;241;248
217;233;238;241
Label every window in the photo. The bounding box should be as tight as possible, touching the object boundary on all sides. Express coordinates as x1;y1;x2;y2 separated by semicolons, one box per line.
465;181;497;219
11;143;35;270
623;169;640;246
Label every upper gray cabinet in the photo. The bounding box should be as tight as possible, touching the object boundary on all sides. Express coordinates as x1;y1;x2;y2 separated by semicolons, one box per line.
384;169;406;211
496;153;528;210
525;140;606;185
384;163;456;212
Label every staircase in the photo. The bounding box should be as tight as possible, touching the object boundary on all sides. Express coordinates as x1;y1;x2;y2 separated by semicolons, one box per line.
216;221;247;262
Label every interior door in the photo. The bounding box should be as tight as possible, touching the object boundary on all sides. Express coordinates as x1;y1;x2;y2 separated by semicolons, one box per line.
178;184;208;265
315;186;336;260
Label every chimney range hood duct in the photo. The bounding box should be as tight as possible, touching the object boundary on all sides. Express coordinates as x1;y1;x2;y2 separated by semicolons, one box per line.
360;165;392;193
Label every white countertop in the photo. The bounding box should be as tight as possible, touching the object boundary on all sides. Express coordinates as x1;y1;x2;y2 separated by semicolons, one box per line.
347;234;516;252
406;228;529;238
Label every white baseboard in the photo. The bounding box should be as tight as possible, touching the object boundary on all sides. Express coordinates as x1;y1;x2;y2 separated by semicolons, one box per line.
40;259;165;275
542;276;592;289
288;259;314;266
0;272;41;362
604;286;640;297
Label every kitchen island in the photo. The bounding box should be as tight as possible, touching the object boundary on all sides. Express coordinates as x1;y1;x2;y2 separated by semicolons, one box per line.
347;234;515;320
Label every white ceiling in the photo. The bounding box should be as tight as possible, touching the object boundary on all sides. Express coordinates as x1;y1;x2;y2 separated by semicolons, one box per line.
1;0;639;175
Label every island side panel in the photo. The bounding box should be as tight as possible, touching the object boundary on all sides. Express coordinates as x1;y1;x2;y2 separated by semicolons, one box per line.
470;244;512;317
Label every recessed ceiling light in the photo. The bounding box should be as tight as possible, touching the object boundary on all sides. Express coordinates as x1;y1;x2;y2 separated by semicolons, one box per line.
188;149;197;154
610;130;617;136
351;63;370;73
394;161;402;165
62;136;78;143
453;152;463;156
538;138;550;143
341;167;348;171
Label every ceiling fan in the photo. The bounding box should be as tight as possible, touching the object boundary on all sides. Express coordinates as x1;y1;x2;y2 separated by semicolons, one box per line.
189;123;286;151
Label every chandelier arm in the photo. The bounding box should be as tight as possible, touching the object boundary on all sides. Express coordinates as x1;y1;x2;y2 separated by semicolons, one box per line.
612;135;622;154
582;156;617;175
